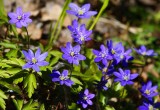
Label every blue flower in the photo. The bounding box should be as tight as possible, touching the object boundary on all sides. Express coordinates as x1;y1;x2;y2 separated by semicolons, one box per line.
22;48;48;72
113;68;139;86
107;40;123;59
50;70;74;87
114;46;133;66
97;63;115;75
61;42;86;65
138;100;160;110
135;45;157;56
8;7;32;28
77;89;95;108
93;45;112;65
140;81;159;100
68;19;92;44
66;3;97;19
97;76;109;91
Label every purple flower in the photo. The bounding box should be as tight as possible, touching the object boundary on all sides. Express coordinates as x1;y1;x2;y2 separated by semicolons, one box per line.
97;76;108;91
68;19;92;44
140;81;159;100
93;45;112;65
77;89;95;108
114;46;133;66
97;63;115;75
107;40;123;58
61;42;86;65
135;45;157;56
66;3;97;19
50;70;74;87
113;68;139;86
8;7;32;28
138;100;160;110
22;48;49;72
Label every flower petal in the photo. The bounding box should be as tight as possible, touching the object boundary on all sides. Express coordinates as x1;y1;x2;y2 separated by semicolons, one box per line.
22;50;31;61
32;64;40;72
22;63;32;69
35;48;41;58
16;22;22;28
16;7;23;15
37;52;48;61
81;4;90;11
37;61;49;66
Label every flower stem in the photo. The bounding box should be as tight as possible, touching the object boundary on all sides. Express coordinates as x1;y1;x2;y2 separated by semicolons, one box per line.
89;0;109;30
47;0;71;50
70;63;73;78
25;27;30;49
63;86;68;110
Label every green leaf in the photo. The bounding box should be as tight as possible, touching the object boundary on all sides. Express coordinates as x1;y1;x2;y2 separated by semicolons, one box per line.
39;103;45;110
0;0;8;22
7;68;22;75
0;68;22;78
6;49;18;58
0;42;17;49
22;99;38;110
114;82;123;91
24;73;37;98
13;77;23;84
7;58;25;67
85;49;94;59
105;105;115;110
0;89;7;110
13;99;23;110
50;50;62;58
71;77;83;85
0;80;23;95
68;103;80;110
10;25;19;38
49;57;59;66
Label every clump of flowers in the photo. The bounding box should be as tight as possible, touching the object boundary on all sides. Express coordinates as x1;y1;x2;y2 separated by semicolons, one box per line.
8;7;32;28
140;81;159;100
2;2;159;110
113;68;139;86
93;44;112;65
22;48;49;72
50;70;74;87
138;100;160;110
77;89;95;108
135;45;158;56
66;3;97;18
61;42;86;65
68;19;92;44
96;76;109;91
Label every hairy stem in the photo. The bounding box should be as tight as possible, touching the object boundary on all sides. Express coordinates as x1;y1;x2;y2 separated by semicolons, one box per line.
89;0;109;30
25;27;30;49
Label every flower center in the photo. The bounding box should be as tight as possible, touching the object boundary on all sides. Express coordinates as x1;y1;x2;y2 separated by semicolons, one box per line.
101;53;105;58
123;75;129;81
149;104;154;110
80;36;85;41
120;55;124;59
142;52;146;55
111;49;116;54
32;58;37;64
83;96;87;100
102;67;107;73
145;90;150;95
17;15;22;20
70;52;75;56
78;9;84;15
60;76;65;80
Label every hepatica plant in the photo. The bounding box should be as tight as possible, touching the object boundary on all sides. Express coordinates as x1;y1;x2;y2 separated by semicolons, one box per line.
8;7;32;28
0;1;159;110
